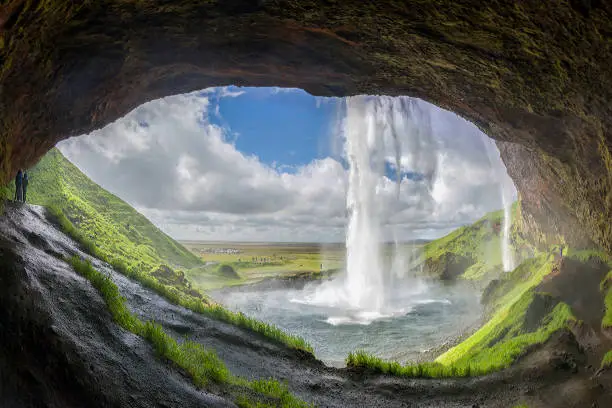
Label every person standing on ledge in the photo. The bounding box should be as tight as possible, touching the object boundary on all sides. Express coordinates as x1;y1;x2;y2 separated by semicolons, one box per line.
22;171;29;202
14;169;23;202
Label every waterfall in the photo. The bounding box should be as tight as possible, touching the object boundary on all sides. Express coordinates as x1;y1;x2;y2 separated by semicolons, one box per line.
342;96;387;310
331;96;430;312
296;95;435;322
483;139;515;272
500;175;515;272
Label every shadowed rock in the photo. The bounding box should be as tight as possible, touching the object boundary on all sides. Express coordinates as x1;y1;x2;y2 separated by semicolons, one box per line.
0;1;611;251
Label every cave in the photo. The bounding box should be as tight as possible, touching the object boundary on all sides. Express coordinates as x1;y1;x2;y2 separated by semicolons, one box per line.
1;1;611;407
1;0;610;253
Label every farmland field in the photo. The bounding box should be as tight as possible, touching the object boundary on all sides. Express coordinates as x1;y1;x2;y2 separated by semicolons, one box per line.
182;241;346;290
182;241;427;290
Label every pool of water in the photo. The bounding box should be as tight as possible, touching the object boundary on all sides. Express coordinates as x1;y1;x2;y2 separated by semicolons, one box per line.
211;278;482;366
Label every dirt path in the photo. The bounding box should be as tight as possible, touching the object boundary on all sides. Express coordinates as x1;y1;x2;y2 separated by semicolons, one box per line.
1;203;610;408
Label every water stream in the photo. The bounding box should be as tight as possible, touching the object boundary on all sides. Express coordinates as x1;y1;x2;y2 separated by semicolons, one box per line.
484;139;516;272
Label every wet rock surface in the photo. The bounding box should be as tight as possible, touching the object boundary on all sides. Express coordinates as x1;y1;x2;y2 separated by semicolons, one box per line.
0;205;235;408
0;203;611;408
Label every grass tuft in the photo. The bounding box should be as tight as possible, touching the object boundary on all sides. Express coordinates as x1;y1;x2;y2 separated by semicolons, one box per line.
347;254;576;378
601;270;612;329
68;256;310;406
602;350;612;369
52;205;313;354
69;255;142;332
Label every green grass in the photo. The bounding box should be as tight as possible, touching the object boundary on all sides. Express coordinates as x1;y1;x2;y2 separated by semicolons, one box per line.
566;248;612;265
348;289;574;377
68;256;311;407
18;150;312;354
421;203;522;281
347;250;576;378
436;253;572;367
480;253;554;313
602;350;612;369
346;350;488;377
6;148;201;269
54;206;313;354
183;241;347;290
601;270;612;329
70;255;143;333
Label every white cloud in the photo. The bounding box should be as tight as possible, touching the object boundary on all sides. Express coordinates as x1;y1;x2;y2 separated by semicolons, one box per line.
217;86;246;98
270;87;301;94
57;89;516;242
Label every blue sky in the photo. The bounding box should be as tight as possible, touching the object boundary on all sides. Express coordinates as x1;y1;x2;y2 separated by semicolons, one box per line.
59;87;516;242
206;87;340;170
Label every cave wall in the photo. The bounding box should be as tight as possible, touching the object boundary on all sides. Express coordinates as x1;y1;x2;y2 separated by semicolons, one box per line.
0;0;611;252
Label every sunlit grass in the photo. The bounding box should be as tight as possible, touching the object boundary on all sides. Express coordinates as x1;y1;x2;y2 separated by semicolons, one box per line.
70;254;142;332
602;350;612;369
20;149;201;268
347;291;574;377
566;248;612;265
346;350;491;377
68;256;311;407
601;271;612;329
421;204;522;281
437;288;574;366
347;252;575;378
52;206;313;354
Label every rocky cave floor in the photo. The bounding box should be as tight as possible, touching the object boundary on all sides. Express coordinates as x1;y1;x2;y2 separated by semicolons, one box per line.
0;203;611;408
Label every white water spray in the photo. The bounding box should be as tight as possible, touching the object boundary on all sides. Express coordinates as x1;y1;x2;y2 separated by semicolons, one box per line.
296;96;436;321
342;96;396;311
483;139;515;272
499;172;515;272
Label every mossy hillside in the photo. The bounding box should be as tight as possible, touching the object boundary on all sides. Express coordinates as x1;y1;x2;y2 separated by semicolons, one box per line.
51;206;313;354
422;204;523;282
6;148;201;270
435;251;570;365
4;149;312;353
602;350;612;369
435;290;574;368
347;292;573;377
480;253;555;314
598;268;612;330
603;272;612;329
347;247;578;378
69;256;312;408
564;248;612;330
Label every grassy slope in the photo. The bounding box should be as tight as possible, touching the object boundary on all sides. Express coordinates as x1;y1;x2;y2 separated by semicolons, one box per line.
69;256;311;408
14;148;201;270
348;208;584;377
602;350;612;369
422;204;523;282
5;149;313;353
348;251;575;377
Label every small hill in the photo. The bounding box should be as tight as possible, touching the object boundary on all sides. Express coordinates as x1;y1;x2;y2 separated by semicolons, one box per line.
6;148;201;270
421;205;523;283
217;264;240;279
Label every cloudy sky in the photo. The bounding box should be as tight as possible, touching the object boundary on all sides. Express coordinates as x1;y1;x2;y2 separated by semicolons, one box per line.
58;86;516;243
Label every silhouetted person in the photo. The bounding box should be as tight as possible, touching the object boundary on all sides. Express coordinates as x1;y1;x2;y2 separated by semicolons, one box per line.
22;171;29;202
14;169;23;202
